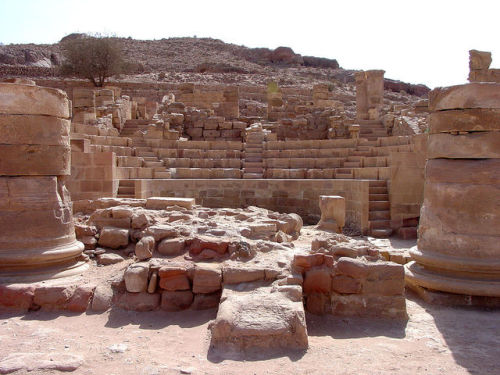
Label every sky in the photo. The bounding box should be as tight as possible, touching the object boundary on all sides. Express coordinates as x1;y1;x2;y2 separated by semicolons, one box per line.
1;0;499;88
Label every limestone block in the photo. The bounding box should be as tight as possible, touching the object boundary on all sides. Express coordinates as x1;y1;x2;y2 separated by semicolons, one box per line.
158;265;190;291
469;49;492;71
210;282;308;349
0;115;70;146
0;144;70;176
146;197;195;210
429;83;500;111
427;132;500;159
135;236;155;260
317;195;345;233
0;83;70;118
429;109;500;133
98;227;129;249
161;290;193;311
116;292;160;311
157;238;185;256
192;263;222;293
124;263;149;293
303;267;332;294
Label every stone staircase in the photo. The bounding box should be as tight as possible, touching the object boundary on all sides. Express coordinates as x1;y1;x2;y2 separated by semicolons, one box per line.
117;180;135;198
368;180;392;238
243;129;265;179
358;119;388;141
120;119;153;137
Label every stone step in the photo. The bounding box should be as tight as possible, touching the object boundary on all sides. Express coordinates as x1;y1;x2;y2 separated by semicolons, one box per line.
369;228;393;238
369;201;390;210
369;220;391;229
350;151;372;157
335;173;353;179
154;171;172;179
344;161;361;168
117;186;134;194
346;156;362;162
245;156;263;163
398;226;418;240
142;156;159;162
369;194;389;201
245;147;263;153
119;179;135;187
243;173;263;179
144;161;164;168
369;186;388;194
136;151;156;157
369;210;391;220
117;194;135;198
243;167;264;174
243;161;263;168
369;180;387;187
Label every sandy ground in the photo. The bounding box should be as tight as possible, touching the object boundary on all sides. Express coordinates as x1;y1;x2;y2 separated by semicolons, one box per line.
0;290;498;375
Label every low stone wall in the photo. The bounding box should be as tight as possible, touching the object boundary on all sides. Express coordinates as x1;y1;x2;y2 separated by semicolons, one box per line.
135;179;370;232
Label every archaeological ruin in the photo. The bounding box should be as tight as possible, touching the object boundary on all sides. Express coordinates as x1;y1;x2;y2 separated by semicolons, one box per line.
0;42;498;374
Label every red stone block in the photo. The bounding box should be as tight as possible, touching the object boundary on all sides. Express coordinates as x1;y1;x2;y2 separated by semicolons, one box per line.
303;267;332;294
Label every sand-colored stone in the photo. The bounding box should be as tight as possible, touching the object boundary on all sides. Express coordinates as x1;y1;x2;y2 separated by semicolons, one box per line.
429;83;500;111
429;108;500;133
427;132;500;159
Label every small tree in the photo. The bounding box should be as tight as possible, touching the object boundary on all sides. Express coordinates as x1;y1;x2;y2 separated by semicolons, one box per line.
60;34;123;87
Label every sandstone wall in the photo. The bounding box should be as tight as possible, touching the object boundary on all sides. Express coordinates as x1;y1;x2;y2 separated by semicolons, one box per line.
134;179;370;232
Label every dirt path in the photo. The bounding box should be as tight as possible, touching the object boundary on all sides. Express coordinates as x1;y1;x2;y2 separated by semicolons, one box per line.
0;291;498;375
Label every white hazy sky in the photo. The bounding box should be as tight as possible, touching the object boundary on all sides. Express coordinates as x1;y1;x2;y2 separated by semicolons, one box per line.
1;0;499;88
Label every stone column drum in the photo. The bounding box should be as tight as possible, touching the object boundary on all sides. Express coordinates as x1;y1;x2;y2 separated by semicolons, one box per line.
0;81;86;281
405;83;500;297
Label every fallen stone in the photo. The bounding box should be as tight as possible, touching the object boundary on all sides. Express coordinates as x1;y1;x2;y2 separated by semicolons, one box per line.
91;284;114;312
135;236;155;260
124;263;149;293
144;224;178;242
146;197;195;210
0;352;83;374
96;253;124;265
157;238;185;256
210;282;308;349
98;227;129;249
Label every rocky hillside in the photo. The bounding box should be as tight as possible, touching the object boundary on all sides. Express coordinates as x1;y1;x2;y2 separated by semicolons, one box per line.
0;36;429;96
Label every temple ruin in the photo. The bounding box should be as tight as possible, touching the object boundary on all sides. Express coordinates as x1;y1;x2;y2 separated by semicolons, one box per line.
0;46;498;373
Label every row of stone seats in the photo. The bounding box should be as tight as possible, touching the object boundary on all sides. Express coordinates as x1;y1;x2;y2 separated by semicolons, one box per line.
71;123;119;137
157;149;242;159
264;148;352;158
89;144;134;157
265;139;357;150
163;158;241;169
144;139;243;151
266;167;390;180
265;158;344;169
173;168;242;179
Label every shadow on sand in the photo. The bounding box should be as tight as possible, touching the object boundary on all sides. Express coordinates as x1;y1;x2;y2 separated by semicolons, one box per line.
406;290;500;375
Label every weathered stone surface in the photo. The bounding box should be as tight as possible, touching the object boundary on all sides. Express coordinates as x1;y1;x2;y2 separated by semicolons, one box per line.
135;236;155;260
146;197;195;210
191;292;221;310
116;291;160;311
429;108;500;133
303;267;331;294
144;224;178;242
91;284;114;312
0;114;70;145
0;284;34;310
0;82;70;117
317;195;345;233
192;263;222;294
188;236;230;256
222;264;266;284
124;263;149;293
96;253;124;265
210;282;308;349
425;158;500;185
331;275;361;294
427;132;500;159
161;290;193;311
98;227;129;249
157;238;185;256
0;144;70;176
0;352;83;374
330;294;407;318
429;83;500;111
158;265;190;291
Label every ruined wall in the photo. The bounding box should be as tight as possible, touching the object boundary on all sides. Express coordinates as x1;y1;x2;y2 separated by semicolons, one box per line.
468;50;500;83
134;179;370;232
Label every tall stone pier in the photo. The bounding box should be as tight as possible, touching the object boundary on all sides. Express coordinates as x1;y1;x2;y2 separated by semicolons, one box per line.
355;70;385;120
0;81;86;281
405;83;500;299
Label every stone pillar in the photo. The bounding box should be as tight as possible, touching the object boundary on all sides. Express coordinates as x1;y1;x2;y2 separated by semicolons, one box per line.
72;88;96;124
355;70;385;120
317;195;345;233
0;81;86;281
405;83;500;299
